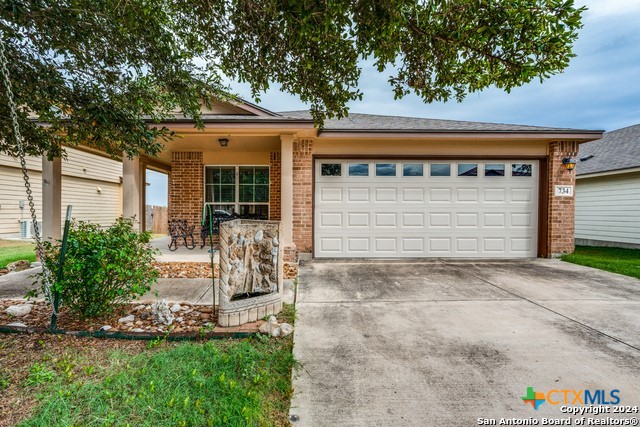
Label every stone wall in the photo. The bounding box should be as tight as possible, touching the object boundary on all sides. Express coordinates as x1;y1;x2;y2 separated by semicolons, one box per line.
548;140;579;256
168;152;203;244
218;219;283;327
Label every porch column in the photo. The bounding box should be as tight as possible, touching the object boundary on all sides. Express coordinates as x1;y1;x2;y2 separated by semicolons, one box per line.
42;155;62;241
280;135;294;246
122;155;143;230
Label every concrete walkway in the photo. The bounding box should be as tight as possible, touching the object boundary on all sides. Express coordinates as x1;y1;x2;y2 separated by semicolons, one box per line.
0;267;217;305
290;259;640;426
151;235;219;263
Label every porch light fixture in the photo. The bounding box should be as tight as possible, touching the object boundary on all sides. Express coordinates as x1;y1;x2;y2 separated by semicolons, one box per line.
218;138;229;147
562;157;577;171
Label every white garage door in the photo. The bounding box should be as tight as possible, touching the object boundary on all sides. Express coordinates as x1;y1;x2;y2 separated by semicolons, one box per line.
314;159;539;258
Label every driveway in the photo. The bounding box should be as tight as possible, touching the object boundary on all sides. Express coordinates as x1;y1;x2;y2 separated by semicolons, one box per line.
290;259;640;426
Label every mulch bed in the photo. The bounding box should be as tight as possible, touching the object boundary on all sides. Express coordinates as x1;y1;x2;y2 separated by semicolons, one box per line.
0;299;261;335
152;261;219;279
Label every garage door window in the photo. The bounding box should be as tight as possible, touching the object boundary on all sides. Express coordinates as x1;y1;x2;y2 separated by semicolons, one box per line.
403;163;424;177
349;163;369;176
430;164;451;177
512;164;533;177
321;163;342;176
376;163;397;176
485;163;505;177
458;163;478;177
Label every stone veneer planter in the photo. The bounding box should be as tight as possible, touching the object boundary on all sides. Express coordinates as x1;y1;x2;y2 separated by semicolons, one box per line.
218;219;283;327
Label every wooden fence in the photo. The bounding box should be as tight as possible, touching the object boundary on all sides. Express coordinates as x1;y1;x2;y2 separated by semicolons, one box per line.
146;205;168;235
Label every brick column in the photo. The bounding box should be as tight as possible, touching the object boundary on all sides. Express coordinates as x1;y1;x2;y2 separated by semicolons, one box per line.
269;152;281;221
168;152;204;244
292;138;313;255
548;140;578;256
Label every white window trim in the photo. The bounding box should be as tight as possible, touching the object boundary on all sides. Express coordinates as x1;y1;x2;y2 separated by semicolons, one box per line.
203;164;270;217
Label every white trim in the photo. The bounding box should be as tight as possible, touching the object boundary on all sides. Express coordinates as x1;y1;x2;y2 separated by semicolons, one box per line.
577;167;640;179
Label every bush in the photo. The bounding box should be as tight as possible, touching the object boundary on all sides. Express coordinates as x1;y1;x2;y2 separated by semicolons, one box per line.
34;217;159;319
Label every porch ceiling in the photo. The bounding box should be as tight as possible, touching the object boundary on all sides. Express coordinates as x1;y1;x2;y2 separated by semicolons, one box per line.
153;134;281;165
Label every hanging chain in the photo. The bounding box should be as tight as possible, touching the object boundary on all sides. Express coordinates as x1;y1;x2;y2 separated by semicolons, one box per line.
0;36;57;314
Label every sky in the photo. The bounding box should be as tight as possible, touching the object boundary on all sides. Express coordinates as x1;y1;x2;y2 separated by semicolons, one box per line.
232;0;640;132
146;0;640;206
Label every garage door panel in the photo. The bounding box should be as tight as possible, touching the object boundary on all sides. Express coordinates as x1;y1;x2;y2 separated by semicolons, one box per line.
375;188;397;202
348;188;370;202
320;187;342;202
402;188;425;202
315;160;538;258
347;212;370;227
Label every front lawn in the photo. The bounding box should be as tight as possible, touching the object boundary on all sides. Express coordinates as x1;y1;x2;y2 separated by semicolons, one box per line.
0;239;36;269
1;306;297;427
561;246;640;279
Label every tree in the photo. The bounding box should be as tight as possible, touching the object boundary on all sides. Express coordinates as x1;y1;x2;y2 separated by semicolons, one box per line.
1;0;585;158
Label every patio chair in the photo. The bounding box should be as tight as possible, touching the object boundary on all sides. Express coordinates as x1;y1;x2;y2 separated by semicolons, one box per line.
168;219;196;251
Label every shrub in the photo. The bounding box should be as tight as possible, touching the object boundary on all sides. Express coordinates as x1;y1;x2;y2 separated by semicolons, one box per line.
35;217;159;319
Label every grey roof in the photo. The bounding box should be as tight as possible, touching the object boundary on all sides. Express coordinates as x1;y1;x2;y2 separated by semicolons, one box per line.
577;124;640;175
278;110;598;133
151;114;312;124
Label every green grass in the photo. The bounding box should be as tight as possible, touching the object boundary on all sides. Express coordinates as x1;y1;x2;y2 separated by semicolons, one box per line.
0;239;35;268
561;246;640;279
20;336;296;427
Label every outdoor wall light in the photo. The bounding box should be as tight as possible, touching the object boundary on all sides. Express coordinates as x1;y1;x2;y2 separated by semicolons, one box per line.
562;157;577;171
218;138;229;147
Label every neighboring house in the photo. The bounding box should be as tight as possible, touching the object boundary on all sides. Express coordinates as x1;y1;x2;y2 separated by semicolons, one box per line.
34;100;602;261
0;147;122;239
575;124;640;249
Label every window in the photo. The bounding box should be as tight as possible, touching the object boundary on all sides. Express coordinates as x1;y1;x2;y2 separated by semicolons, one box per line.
512;164;533;177
485;163;505;177
205;166;269;219
403;163;424;177
321;163;341;176
349;163;369;176
376;163;397;177
458;163;478;177
430;164;451;177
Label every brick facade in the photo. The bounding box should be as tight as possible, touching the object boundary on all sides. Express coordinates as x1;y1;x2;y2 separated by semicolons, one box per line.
168;152;204;244
269;152;281;221
547;140;579;256
292;139;313;253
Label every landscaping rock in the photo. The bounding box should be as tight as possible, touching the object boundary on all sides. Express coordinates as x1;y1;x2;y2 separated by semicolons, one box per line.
7;322;27;328
271;327;281;338
5;304;33;317
279;323;294;336
131;328;144;333
99;325;112;331
118;315;135;323
151;299;174;325
175;316;184;323
170;303;182;313
6;259;31;272
133;305;146;312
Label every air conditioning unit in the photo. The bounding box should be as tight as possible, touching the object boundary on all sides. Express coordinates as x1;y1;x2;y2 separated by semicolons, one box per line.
20;220;41;240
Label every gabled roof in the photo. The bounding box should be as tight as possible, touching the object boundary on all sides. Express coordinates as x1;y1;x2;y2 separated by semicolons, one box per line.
577;124;640;176
279;110;601;134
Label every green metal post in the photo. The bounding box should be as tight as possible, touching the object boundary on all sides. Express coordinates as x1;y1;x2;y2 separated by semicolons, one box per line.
202;204;216;315
50;205;72;331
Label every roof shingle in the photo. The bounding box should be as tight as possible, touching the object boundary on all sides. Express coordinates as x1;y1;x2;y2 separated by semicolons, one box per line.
577;124;640;175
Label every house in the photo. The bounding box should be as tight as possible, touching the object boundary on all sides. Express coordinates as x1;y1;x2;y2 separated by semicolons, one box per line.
575;124;640;249
34;100;602;267
0;147;123;239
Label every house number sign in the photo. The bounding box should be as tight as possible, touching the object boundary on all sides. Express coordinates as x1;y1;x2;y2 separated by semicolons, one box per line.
554;185;574;197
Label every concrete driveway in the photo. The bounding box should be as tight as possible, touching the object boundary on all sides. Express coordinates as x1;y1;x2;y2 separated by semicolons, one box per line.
290;259;640;426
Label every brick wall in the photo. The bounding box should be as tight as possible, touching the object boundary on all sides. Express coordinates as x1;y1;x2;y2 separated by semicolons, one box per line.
548;140;578;256
292;139;313;253
269;152;281;221
168;152;204;244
